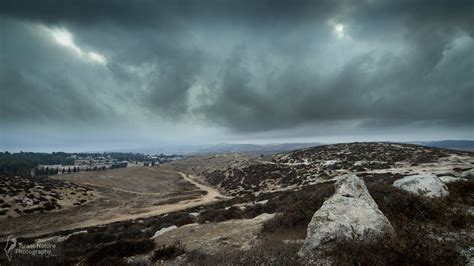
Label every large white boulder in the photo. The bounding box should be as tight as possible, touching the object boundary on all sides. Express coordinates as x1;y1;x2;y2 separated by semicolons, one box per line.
393;174;449;198
298;175;393;262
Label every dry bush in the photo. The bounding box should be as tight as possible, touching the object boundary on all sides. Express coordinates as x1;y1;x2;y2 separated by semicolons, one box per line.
262;183;334;233
85;239;155;264
367;181;473;230
324;221;466;266
197;206;243;223
445;179;474;205
186;238;301;265
151;243;185;262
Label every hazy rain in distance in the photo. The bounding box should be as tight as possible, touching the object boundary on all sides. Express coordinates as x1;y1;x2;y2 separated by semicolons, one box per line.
1;0;473;151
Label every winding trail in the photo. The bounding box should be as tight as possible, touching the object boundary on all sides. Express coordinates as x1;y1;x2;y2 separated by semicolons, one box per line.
73;172;227;227
15;171;228;239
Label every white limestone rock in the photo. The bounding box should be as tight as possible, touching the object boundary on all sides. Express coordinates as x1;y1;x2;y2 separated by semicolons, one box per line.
150;225;178;239
35;230;87;243
460;169;474;178
393;174;449;198
298;175;393;263
438;176;467;184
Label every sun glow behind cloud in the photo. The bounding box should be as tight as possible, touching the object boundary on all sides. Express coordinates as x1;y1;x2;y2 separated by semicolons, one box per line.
334;23;345;38
42;26;107;64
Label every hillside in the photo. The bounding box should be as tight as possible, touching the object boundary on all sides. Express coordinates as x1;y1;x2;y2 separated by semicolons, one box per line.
1;143;473;265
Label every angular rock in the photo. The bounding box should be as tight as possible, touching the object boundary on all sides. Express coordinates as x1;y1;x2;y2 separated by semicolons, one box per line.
438;176;467;184
393;174;449;198
35;230;87;243
460;169;474;178
150;225;178;239
298;175;393;263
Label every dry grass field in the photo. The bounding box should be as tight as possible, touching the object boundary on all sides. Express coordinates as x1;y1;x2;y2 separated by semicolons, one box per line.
55;167;196;195
0;167;211;239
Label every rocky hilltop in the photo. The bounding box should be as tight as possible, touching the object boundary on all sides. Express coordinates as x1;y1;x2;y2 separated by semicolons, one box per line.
204;142;473;196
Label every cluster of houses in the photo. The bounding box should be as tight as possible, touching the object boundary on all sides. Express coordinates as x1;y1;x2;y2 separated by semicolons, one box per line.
35;153;183;176
37;155;129;175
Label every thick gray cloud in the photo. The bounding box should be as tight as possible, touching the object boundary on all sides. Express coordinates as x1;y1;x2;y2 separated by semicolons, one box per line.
1;0;473;150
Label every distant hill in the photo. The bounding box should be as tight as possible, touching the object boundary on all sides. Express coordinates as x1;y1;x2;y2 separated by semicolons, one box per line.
410;140;474;151
186;143;323;155
104;140;474;155
110;143;322;155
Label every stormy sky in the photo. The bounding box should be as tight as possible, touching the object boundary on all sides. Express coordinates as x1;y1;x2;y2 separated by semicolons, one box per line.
1;0;473;151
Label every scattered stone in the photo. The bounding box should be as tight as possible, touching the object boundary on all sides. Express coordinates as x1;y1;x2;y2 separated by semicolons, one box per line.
438;176;467;184
461;169;474;178
36;230;87;243
299;175;393;263
150;225;178;239
393;174;449;198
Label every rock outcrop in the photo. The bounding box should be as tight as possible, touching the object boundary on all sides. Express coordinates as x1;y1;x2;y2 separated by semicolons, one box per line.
393;174;449;198
150;225;178;239
298;175;393;263
460;169;474;178
438;175;467;184
35;230;88;243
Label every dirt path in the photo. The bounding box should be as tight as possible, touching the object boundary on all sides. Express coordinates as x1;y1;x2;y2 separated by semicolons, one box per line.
20;172;228;239
77;182;170;196
71;172;225;227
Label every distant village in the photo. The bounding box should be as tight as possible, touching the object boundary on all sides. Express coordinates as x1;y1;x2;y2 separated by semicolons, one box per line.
35;153;183;175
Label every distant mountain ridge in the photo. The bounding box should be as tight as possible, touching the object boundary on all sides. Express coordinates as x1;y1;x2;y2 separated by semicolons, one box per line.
104;140;474;154
107;143;322;155
409;140;474;151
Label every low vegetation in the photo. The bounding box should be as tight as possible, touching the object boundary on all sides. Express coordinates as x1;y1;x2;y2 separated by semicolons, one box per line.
85;239;155;264
1;143;471;265
185;238;301;265
151;243;185;262
315;178;473;265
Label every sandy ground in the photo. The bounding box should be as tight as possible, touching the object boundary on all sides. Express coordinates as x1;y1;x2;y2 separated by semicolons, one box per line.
61;172;228;230
0;167;226;239
153;213;275;255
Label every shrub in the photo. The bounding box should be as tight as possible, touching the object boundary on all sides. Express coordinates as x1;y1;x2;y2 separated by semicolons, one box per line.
367;181;472;229
446;180;474;205
151;244;185;262
186;239;301;265
85;239;155;264
197;206;243;223
262;183;334;233
323;221;466;265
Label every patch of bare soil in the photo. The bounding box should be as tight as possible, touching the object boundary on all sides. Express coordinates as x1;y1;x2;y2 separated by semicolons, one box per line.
0;167;223;239
153;213;275;255
54;167;195;194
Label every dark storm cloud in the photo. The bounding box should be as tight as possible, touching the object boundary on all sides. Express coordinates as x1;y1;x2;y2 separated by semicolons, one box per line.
0;19;120;124
1;0;340;26
1;0;473;140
